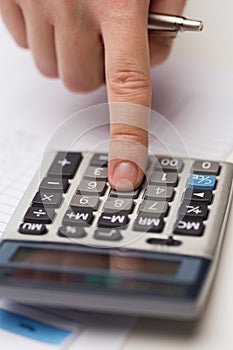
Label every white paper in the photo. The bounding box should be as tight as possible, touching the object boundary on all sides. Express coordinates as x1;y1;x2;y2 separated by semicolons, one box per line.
1;13;233;350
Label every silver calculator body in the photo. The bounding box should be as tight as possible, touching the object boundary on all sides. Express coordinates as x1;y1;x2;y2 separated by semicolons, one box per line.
0;151;232;320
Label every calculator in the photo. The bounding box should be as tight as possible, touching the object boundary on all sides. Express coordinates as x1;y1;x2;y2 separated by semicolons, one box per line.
0;151;232;320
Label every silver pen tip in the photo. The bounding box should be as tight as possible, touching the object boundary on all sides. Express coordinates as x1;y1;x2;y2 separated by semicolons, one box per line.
182;19;204;32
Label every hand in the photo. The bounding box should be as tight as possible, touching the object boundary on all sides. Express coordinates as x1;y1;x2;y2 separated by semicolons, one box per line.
0;0;186;189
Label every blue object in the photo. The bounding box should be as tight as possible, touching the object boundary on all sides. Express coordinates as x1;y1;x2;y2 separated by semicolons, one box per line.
188;174;216;190
0;309;71;344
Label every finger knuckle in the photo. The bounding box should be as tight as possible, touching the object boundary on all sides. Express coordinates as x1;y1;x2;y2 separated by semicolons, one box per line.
108;62;151;97
111;126;147;146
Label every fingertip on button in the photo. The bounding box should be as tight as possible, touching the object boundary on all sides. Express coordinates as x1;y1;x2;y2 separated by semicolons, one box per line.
109;161;143;191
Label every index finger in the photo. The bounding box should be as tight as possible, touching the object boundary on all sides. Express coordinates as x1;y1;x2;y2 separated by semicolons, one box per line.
100;1;151;190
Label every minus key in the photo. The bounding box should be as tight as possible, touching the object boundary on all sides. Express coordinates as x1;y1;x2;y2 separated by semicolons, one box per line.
40;177;69;193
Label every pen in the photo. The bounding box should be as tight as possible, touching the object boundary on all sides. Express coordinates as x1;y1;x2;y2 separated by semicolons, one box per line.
148;13;203;33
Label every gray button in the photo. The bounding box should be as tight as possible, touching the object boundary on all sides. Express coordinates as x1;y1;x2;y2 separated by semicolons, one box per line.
90;153;108;167
192;160;220;175
139;200;169;215
149;172;178;186
94;229;123;241
32;192;63;208
103;198;134;213
109;188;140;199
133;214;164;233
154;157;184;172
144;185;174;201
84;166;107;181
63;209;94;226
77;179;107;196
70;195;100;211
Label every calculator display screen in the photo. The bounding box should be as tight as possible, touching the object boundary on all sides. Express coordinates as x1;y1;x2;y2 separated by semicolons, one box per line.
11;247;180;276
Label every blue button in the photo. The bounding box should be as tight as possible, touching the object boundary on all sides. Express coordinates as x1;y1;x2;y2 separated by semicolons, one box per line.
0;309;71;344
188;174;216;190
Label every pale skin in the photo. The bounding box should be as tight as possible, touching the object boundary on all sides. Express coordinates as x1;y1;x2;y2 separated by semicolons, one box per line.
0;0;186;190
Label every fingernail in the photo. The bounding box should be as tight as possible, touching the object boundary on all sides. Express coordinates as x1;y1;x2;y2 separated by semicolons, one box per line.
111;162;138;191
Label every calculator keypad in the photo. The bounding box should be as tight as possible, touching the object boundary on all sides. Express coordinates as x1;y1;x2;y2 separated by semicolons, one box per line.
19;152;226;246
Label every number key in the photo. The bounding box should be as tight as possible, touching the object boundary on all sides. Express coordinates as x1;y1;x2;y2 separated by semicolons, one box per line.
77;179;107;196
192;160;220;175
70;195;100;211
154;157;183;172
139;200;169;216
149;172;178;186
144;185;174;201
103;198;134;213
90;153;108;167
84;166;107;181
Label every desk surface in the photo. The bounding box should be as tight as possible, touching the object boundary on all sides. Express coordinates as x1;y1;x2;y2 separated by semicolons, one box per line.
0;1;233;349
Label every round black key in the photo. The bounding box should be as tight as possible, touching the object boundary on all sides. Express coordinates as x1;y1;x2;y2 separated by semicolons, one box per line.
58;226;87;238
19;222;47;235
